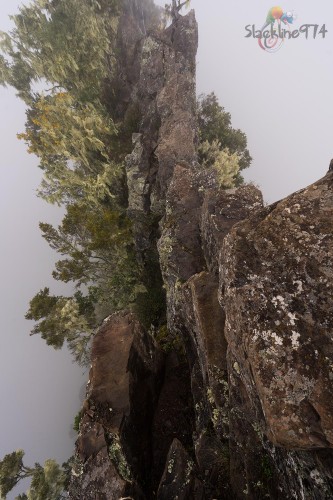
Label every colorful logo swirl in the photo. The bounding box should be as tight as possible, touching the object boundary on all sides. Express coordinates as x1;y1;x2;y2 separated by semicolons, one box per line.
259;6;297;52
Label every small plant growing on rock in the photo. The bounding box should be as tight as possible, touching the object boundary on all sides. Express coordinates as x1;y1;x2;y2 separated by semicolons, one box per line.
154;324;183;353
108;435;132;482
73;410;83;433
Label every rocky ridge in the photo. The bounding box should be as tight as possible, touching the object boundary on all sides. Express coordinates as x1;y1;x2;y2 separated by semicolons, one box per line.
68;2;333;498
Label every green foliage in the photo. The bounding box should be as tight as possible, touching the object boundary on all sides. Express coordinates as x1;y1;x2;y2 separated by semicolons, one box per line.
0;0;117;103
27;460;66;500
0;0;146;364
199;140;241;188
38;202;140;313
17;92;118;205
0;450;67;500
25;194;141;365
73;411;83;433
0;450;26;498
40;203;134;285
198;92;252;185
0;0;122;209
25;288;94;366
153;324;183;353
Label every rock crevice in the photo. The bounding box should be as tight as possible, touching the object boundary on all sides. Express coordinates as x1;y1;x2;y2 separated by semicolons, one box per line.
69;2;333;498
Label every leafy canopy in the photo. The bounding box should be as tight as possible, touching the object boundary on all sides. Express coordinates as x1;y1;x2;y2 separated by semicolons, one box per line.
0;0;117;103
199;140;241;188
25;287;95;365
17;92;118;205
0;450;67;500
0;0;143;364
198;92;252;185
0;0;121;207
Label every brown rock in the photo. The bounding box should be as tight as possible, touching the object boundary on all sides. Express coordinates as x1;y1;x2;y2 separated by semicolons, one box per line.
158;164;204;283
70;312;163;499
155;11;198;200
180;271;229;432
157;438;202;499
89;313;136;431
220;171;333;450
181;271;227;375
125;9;198;262
201;184;263;275
70;447;127;500
76;420;107;463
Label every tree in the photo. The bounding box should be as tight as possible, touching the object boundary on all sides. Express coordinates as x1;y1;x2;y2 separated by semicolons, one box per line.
0;0;117;104
198;92;252;185
0;0;144;363
39;203;134;285
73;410;83;433
165;0;191;21
37;202;140;315
17;92;118;206
27;460;66;500
0;0;122;206
0;0;171;365
0;450;27;498
25;287;95;366
0;450;67;499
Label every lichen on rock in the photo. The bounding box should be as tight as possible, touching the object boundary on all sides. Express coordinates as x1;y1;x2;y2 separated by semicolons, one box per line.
68;1;333;498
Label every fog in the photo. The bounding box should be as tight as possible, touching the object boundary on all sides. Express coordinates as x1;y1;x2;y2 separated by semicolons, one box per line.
187;0;333;202
1;0;332;497
0;5;86;499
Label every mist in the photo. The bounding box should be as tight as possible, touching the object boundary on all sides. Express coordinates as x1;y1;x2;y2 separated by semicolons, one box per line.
1;1;332;497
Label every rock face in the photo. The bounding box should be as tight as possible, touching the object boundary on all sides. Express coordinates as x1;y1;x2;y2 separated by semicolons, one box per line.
69;312;160;499
69;1;333;498
221;173;333;451
219;171;333;498
157;438;201;499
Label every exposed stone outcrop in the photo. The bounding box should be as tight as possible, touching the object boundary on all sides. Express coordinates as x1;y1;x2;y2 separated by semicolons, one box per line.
219;170;333;498
69;1;333;498
158;174;264;497
157;438;202;499
87;314;134;430
69;311;169;498
221;172;333;450
201;184;263;275
125;4;198;262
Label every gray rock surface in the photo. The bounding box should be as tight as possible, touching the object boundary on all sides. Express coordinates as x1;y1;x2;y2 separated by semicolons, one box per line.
69;1;333;498
220;171;333;451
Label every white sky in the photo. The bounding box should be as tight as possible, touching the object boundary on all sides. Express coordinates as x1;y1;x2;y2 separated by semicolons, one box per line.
0;5;86;498
1;1;333;497
191;0;333;202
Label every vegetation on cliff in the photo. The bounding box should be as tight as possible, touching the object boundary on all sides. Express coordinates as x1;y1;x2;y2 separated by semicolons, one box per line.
198;92;252;186
0;0;141;367
0;450;70;499
0;0;251;366
0;2;253;496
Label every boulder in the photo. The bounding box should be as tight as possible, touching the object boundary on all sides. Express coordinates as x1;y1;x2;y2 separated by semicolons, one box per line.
220;171;333;450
